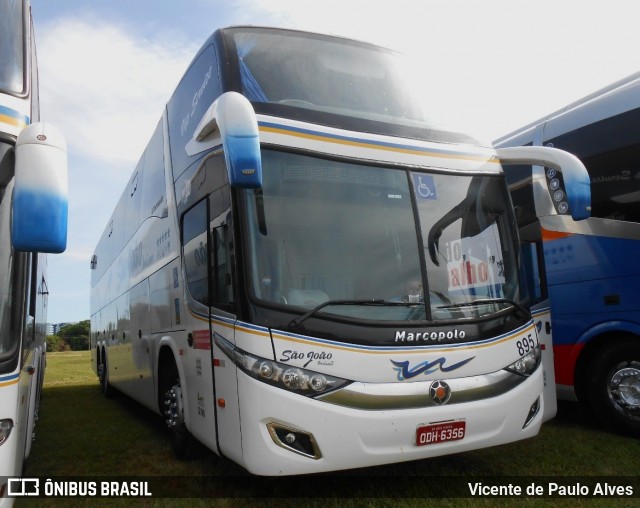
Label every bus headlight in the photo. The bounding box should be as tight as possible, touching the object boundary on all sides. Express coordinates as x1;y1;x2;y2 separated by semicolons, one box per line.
282;368;305;390
0;419;13;446
215;334;351;396
505;345;541;377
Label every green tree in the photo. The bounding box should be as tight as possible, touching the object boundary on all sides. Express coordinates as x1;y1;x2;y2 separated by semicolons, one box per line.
46;334;69;352
58;320;90;351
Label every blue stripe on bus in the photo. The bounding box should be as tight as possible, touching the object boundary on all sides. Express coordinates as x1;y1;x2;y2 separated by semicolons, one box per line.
0;104;29;125
0;373;20;386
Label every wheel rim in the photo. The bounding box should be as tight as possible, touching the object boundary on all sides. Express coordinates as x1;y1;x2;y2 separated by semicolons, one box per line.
98;361;105;386
163;383;184;430
607;361;640;420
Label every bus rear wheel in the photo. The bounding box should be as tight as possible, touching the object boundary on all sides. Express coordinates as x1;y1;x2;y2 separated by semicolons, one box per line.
98;351;113;398
587;339;640;435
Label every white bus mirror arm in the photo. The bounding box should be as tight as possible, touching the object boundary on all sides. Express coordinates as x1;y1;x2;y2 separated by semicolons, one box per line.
496;145;579;172
184;92;262;189
194;92;258;141
496;146;592;221
185;92;258;153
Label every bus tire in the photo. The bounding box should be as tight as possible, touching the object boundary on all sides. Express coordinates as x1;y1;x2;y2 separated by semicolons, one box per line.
161;360;198;459
586;338;640;435
98;350;114;398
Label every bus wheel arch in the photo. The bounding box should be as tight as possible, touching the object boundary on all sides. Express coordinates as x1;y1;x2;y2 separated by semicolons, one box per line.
157;346;198;459
579;333;640;435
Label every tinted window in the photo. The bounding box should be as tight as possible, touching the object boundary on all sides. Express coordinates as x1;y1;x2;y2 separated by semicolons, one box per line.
504;164;536;224
29;16;38;120
210;220;234;311
232;29;422;123
223;27;477;145
181;192;235;311
548;108;640;223
140;120;166;219
174;154;228;218
503;165;546;305
580;143;640;222
167;45;221;180
0;171;16;360
0;0;24;94
182;199;209;306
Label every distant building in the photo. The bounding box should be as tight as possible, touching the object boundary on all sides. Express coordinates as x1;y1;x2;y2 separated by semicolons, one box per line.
46;322;75;336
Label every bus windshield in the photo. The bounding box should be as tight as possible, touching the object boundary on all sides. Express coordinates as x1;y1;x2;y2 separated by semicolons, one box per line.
244;150;521;323
229;28;435;132
0;0;25;95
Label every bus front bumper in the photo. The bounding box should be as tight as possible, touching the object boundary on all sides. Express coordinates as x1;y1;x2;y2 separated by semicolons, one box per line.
236;365;544;475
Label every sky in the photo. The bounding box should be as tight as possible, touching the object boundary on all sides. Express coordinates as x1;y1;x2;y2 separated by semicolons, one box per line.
29;0;640;324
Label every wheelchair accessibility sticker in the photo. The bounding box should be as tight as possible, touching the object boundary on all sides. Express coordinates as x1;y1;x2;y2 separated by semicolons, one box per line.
414;174;437;200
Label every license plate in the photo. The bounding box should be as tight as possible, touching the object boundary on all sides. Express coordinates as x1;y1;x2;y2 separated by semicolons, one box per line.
416;421;466;446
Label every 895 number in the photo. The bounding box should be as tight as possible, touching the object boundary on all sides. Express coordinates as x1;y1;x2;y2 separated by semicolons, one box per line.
516;333;538;356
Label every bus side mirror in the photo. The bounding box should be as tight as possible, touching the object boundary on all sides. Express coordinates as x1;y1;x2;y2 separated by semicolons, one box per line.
186;92;262;189
12;123;68;253
496;146;591;221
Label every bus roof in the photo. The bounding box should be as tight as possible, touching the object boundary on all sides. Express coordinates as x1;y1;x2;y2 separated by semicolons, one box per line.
170;25;480;147
495;70;640;146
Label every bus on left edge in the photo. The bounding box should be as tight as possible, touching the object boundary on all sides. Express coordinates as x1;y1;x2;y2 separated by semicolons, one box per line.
0;1;68;506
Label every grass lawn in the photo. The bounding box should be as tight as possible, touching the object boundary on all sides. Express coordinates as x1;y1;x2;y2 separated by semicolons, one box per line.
15;351;640;507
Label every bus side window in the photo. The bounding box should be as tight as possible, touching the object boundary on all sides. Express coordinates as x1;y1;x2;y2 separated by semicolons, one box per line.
210;224;234;312
580;142;640;223
182;199;209;307
504;164;548;305
546;108;640;223
167;45;222;180
519;222;548;305
210;187;235;313
140;120;166;219
181;192;235;312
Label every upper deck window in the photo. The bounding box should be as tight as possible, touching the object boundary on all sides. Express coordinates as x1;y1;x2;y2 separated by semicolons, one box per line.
226;28;474;144
0;0;25;95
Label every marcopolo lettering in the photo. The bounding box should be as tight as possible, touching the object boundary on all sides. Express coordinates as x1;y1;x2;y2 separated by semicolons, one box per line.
395;329;466;342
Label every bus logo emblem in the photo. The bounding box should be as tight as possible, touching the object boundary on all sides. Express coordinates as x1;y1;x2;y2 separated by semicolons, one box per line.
430;380;451;405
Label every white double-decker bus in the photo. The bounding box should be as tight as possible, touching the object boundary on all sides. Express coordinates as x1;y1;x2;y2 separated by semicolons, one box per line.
1;0;68;505
90;26;589;474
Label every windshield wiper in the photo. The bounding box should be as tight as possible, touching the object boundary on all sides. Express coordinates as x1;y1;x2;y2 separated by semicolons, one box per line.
436;298;529;319
288;299;418;330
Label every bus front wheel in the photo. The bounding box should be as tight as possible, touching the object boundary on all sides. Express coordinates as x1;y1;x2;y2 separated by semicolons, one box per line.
587;339;640;435
160;361;198;459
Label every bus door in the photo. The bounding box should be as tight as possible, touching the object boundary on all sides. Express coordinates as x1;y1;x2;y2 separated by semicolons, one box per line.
16;252;39;467
206;191;244;463
181;183;241;460
500;135;592;422
506;161;558;421
517;210;557;421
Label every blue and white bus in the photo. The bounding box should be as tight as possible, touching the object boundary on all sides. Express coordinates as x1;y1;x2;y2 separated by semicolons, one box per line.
90;26;589;474
0;0;68;505
496;72;640;434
